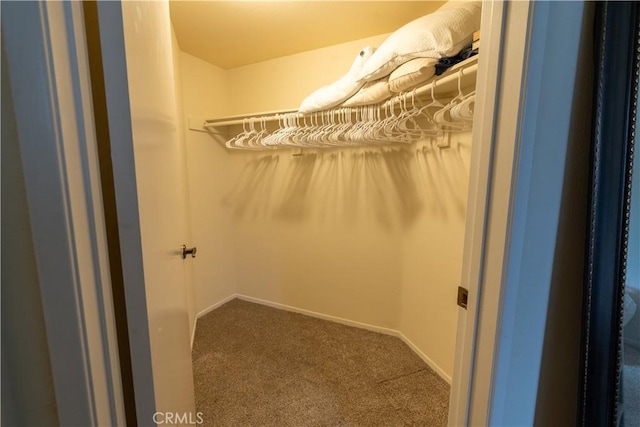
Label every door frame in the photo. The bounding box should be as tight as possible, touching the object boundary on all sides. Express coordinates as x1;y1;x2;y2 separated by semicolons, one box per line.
94;0;197;421
3;0;590;425
2;1;125;425
92;1;160;423
447;0;508;423
450;0;591;425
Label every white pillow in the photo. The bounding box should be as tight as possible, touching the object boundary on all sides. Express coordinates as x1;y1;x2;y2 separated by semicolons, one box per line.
342;78;393;107
299;47;376;113
388;58;438;93
358;1;481;82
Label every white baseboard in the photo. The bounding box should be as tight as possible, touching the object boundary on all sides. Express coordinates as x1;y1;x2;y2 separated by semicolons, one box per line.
192;293;237;350
235;294;400;337
192;293;451;384
196;293;237;319
398;332;452;384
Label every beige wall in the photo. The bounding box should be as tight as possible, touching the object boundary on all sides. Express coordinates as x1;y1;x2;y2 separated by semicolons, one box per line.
171;26;198;341
226;136;472;354
1;43;59;427
179;52;238;315
399;134;471;378
179;33;470;379
229;148;405;329
225;33;389;115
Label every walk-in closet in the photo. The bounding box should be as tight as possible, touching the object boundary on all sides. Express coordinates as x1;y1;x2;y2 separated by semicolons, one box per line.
2;0;601;425
121;0;480;424
172;2;480;424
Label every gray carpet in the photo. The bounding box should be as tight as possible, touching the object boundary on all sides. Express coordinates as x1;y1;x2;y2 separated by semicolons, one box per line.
623;344;640;427
192;299;450;426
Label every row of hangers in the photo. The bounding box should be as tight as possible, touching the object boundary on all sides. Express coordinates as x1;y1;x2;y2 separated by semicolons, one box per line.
224;68;475;150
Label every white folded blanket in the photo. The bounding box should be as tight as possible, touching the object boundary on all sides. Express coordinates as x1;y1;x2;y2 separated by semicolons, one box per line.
299;47;376;114
358;1;482;82
342;78;393;107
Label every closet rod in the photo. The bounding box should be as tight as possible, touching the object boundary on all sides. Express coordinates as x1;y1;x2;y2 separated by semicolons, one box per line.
204;108;297;127
203;57;478;129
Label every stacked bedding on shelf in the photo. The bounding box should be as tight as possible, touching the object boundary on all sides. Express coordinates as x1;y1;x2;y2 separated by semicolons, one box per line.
298;0;481;113
298;47;376;113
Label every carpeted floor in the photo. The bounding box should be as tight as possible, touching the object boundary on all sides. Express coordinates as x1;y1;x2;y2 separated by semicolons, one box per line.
623;344;640;427
192;299;450;426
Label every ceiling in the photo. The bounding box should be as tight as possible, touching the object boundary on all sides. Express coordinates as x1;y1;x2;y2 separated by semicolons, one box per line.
169;1;445;69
